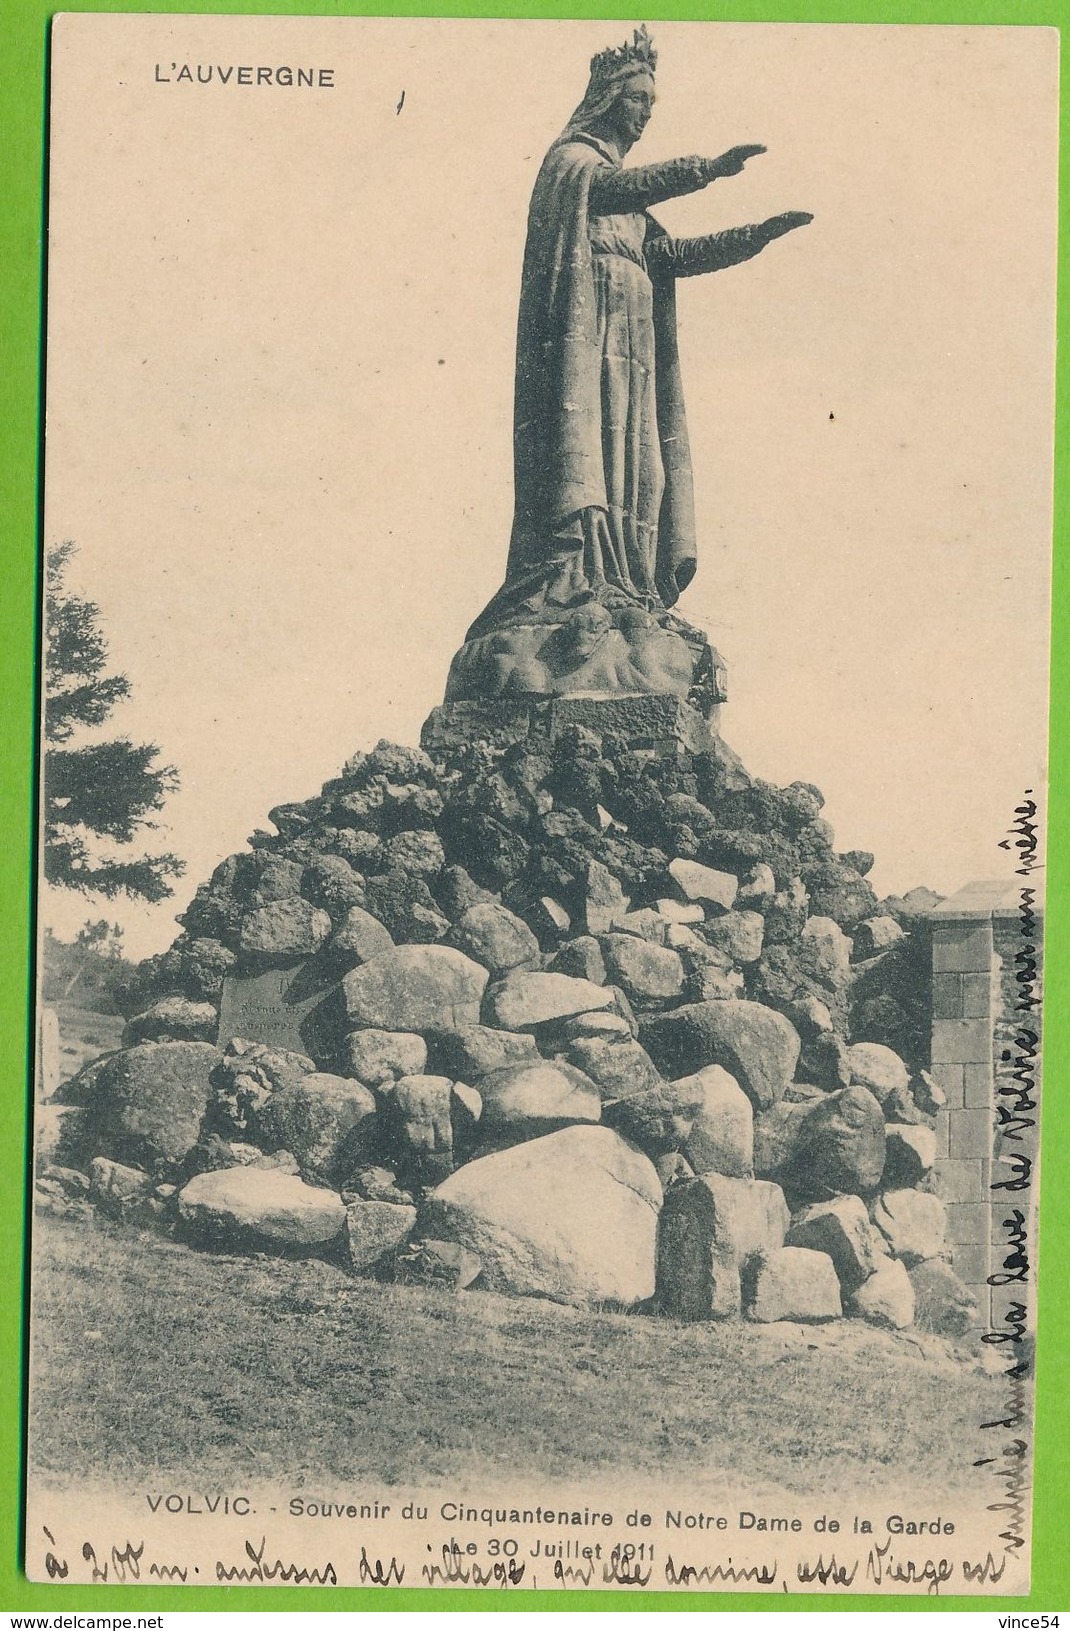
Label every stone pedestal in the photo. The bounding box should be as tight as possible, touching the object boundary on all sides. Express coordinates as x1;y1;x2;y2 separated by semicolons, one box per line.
421;692;724;758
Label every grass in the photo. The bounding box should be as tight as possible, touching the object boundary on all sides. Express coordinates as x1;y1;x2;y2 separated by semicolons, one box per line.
53;1002;124;1085
29;1210;1006;1501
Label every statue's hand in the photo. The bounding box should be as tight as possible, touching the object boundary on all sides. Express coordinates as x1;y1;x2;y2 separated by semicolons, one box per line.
705;144;766;180
762;210;814;239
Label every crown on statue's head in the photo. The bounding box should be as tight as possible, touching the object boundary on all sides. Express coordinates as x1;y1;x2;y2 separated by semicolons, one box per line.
588;25;657;90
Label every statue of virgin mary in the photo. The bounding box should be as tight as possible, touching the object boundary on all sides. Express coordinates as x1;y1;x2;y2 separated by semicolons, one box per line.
453;26;811;704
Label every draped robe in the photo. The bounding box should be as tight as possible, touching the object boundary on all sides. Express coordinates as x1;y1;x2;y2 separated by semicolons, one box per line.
466;132;774;642
467;134;696;637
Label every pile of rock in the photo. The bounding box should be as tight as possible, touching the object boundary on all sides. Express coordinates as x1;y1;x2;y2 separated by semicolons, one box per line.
37;733;975;1339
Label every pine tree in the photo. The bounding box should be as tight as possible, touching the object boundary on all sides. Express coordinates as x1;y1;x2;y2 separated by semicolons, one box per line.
44;543;185;901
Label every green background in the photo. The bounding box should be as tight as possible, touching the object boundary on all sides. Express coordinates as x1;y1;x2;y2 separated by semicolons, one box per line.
2;0;1066;1611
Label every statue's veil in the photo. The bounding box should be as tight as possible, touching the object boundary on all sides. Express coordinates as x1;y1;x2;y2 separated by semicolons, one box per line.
559;25;658;141
559;63;654;141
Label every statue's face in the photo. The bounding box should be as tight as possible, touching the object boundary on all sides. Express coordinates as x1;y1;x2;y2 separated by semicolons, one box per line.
610;71;655;148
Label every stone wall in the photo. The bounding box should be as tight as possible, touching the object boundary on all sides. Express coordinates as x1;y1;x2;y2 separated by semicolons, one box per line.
928;880;1043;1331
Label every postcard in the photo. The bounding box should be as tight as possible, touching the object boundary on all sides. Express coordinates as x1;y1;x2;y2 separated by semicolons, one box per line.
29;13;1054;1595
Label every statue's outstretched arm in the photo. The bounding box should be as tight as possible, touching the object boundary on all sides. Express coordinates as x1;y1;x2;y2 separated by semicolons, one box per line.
588;144;766;214
646;211;813;277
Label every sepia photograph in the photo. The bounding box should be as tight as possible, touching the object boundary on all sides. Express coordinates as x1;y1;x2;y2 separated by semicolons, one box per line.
27;13;1054;1594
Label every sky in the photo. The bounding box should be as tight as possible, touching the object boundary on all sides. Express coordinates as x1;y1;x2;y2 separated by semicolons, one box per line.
43;15;1058;960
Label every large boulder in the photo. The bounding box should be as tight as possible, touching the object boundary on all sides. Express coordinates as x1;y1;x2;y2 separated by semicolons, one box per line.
702;910;764;965
548;936;607;984
641;1000;800;1110
769;1082;887;1200
432;1024;540;1080
374;828;445;879
339;946;489;1033
177;1167;346;1251
798;916;853;986
122;997;219;1047
852;916;906;960
806;865;879;931
417;1125;661;1307
87;1157;153;1216
445;902;540;978
755;1086;886;1200
82;1041;220;1169
743;1247;842;1323
678;1066;754;1180
668;859;738;912
379;1074;456;1186
483;971;615;1031
478;1061;601;1143
207;1040;316;1139
254;1071;377;1185
326;906;395;970
786;1195;881;1292
345;1199;417;1272
602;1082;695;1157
848;1042;910;1104
240;899;333;962
581;860;631;933
598;935;684;1004
657;1173;790;1319
847;1257;915;1329
251;855;304;903
304;854;368;917
342;1028;427;1089
909;1260;979;1339
562;1035;663;1101
872;1189;948;1265
737;863;776;911
884;1124;938;1187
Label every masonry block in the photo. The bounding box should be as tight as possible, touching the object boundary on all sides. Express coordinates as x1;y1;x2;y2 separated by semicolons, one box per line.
933;1157;985;1204
963;1061;994;1108
932;922;993;974
931;1019;992;1066
929;1062;965;1108
951;1238;990;1287
931;973;965;1021
949;1107;993;1160
961;971;995;1020
946;1201;990;1245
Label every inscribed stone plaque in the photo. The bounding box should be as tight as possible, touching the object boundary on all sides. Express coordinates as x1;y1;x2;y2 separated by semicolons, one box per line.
216;963;327;1053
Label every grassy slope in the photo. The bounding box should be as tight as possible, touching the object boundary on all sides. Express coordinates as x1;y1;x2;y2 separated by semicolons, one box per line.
29;1212;1004;1500
54;1004;124;1084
